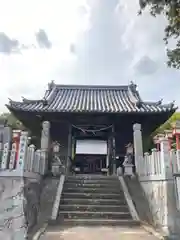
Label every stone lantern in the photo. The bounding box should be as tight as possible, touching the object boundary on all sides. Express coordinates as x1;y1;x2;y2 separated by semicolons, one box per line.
51;141;63;176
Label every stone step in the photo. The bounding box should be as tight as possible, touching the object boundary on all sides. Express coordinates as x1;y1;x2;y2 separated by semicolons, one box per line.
59;211;132;220
65;181;120;186
59;204;129;212
63;182;121;188
63;187;122;194
66;178;119;184
67;175;117;180
52;218;140;227
62;192;123;200
61;198;127;205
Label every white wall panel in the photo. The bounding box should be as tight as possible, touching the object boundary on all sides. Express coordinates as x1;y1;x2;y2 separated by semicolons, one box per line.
76;140;107;155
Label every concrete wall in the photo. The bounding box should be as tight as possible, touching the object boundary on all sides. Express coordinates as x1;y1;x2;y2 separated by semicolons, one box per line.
133;124;180;237
0;171;42;239
140;178;179;233
137;177;180;240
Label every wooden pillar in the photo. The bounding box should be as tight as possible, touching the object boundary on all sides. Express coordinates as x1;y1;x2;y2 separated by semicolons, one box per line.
67;124;72;174
71;136;75;161
176;135;180;150
106;137;110;175
112;125;116;175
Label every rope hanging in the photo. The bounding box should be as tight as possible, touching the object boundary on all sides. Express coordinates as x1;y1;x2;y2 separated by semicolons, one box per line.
72;124;113;134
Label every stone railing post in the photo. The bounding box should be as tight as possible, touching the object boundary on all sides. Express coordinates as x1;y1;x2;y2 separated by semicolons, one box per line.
1;126;12;169
160;138;172;178
133;123;143;175
159;137;178;235
40;121;50;175
176;150;180;173
26;144;35;172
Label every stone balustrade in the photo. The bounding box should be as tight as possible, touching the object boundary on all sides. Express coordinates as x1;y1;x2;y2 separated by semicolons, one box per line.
0;121;51;239
0;129;49;176
133;123;180;237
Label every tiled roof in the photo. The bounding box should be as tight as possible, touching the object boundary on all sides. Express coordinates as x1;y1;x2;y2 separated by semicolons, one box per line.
6;82;176;113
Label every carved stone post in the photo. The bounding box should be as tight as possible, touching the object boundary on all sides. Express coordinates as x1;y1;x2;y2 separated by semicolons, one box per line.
41;121;50;150
40;121;50;175
133;123;143;175
16;132;29;171
9;143;17;169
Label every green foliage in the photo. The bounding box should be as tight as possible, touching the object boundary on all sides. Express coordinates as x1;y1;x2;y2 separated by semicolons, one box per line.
139;0;180;69
0;112;24;130
154;111;180;134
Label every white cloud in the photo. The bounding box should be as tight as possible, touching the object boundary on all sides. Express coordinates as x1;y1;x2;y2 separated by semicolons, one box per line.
0;0;179;113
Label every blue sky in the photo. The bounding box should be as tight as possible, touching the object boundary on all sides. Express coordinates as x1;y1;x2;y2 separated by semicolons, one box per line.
0;0;179;113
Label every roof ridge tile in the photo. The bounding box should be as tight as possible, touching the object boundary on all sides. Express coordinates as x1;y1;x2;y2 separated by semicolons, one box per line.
6;82;177;113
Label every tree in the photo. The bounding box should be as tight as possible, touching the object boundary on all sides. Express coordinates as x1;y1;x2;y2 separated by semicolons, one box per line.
154;111;180;134
139;0;180;68
0;112;25;130
142;112;180;151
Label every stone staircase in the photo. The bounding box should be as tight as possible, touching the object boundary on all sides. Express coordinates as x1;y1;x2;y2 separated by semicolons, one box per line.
56;174;140;226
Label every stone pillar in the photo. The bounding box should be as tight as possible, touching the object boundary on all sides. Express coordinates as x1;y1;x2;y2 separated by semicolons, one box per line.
160;138;172;178
133;123;143;175
3;126;12;145
159;138;178;235
16;131;29;171
40;121;50;175
1;126;12;169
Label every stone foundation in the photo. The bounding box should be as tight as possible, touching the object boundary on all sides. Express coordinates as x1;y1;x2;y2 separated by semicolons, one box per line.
0;171;42;239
